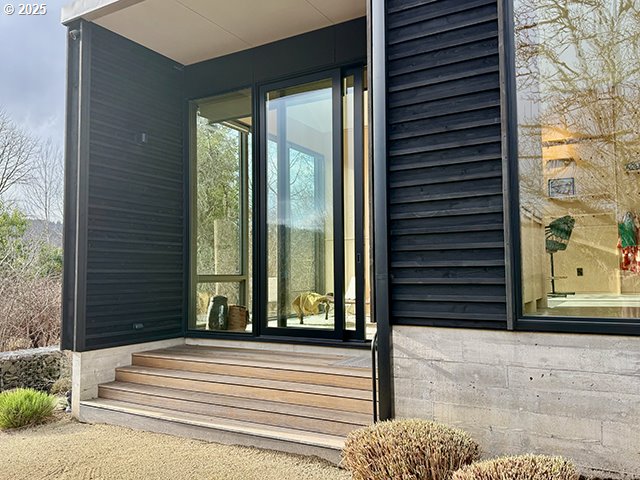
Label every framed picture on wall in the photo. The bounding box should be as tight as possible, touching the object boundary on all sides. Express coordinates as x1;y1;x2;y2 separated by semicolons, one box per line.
548;177;575;198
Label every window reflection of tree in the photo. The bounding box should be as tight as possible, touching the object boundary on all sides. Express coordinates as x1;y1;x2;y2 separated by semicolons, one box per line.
516;0;640;289
266;140;328;310
196;120;242;276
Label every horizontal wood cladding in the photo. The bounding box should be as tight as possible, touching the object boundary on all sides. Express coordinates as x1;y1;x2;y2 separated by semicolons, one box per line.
85;24;184;350
386;0;507;328
185;18;366;100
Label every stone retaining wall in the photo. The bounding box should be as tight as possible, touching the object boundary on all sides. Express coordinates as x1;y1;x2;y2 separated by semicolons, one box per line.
0;346;70;392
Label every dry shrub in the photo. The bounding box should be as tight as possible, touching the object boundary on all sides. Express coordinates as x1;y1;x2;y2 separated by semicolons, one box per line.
0;273;61;351
50;377;71;395
342;419;481;480
452;455;579;480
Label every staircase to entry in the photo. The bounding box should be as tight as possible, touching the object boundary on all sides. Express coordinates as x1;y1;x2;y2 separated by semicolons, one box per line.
79;343;373;463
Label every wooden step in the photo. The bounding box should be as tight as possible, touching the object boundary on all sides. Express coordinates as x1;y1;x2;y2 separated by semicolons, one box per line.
115;365;372;414
99;382;370;436
85;344;373;462
79;399;345;463
154;345;369;371
132;349;371;390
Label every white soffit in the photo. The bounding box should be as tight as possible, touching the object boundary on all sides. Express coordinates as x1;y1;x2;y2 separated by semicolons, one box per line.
75;0;366;65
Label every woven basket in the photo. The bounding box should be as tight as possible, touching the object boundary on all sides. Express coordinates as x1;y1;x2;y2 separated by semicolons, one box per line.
227;305;249;331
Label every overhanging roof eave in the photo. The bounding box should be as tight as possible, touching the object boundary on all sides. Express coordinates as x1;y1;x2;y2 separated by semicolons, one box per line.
61;0;143;25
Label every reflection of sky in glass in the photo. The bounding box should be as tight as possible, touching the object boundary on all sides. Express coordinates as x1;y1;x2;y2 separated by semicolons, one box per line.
516;1;639;124
267;140;324;230
515;0;640;215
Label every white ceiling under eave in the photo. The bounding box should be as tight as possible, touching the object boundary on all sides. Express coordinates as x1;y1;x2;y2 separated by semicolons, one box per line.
64;0;366;65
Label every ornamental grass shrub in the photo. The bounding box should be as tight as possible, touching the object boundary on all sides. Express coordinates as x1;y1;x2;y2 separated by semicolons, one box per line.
452;454;580;480
0;388;57;429
342;419;481;480
50;377;71;395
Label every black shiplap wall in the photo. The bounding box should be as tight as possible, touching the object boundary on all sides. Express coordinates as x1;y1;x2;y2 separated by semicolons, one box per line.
185;18;366;99
84;24;184;349
385;0;507;329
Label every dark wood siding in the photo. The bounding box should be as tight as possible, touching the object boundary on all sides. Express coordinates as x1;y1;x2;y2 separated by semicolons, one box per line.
184;17;366;99
83;24;185;349
63;20;366;351
385;0;507;329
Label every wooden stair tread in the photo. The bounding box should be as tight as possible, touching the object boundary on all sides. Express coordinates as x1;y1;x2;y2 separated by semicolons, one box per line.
103;381;371;423
99;382;369;437
149;345;369;371
100;381;371;425
131;355;371;391
86;343;374;452
115;367;371;414
176;344;351;359
163;345;349;363
117;365;371;400
82;398;345;450
134;348;371;378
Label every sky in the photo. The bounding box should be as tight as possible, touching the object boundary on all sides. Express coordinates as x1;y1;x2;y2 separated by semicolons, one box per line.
0;1;67;145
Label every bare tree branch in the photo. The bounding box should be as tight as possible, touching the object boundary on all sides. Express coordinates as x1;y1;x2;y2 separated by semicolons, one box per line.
0;109;36;198
22;138;64;229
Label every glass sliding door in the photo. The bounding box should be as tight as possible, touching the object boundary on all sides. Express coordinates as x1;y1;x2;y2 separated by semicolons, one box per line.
261;73;343;337
189;68;370;341
190;89;252;333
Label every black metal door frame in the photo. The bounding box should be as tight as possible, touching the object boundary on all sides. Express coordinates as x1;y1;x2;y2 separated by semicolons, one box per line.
258;69;346;340
344;67;367;342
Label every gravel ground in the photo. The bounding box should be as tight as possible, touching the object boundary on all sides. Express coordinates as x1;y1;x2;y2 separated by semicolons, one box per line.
0;415;350;480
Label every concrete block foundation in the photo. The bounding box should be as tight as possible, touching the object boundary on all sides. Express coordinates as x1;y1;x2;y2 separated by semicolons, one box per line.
71;338;185;416
392;326;640;479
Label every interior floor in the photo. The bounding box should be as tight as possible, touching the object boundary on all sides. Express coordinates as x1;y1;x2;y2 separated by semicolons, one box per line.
536;293;640;317
196;313;378;339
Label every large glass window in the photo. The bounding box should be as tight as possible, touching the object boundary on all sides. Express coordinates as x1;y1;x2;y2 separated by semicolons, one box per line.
515;1;640;318
191;89;252;332
265;79;336;330
190;68;371;340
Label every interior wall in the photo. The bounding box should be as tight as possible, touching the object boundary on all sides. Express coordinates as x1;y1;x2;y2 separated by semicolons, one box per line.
521;210;546;312
553;214;620;295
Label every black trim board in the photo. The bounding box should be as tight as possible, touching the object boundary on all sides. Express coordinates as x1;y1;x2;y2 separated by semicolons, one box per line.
499;0;517;330
517;318;640;336
61;21;81;351
75;20;92;352
371;0;394;421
